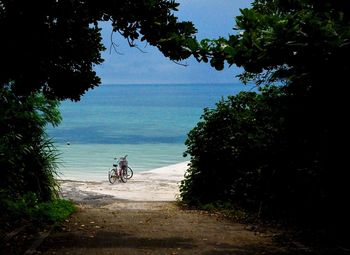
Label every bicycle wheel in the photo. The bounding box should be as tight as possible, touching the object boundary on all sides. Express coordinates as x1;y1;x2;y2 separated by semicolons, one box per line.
127;166;134;179
108;168;118;184
120;167;128;183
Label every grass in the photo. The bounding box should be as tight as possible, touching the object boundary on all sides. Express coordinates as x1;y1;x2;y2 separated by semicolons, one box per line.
1;193;76;230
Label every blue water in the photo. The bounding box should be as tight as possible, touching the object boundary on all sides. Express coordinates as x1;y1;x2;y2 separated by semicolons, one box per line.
47;83;254;181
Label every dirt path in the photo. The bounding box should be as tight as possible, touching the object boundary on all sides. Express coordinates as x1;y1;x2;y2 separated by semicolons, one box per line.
37;191;290;255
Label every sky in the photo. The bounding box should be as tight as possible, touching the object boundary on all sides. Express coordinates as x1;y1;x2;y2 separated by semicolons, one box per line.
94;0;253;85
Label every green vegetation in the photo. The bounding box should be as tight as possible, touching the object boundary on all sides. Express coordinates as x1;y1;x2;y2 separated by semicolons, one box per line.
181;86;326;220
0;0;197;101
0;87;66;228
181;0;350;245
1;0;348;247
0;87;61;201
1;192;75;227
1;0;197;228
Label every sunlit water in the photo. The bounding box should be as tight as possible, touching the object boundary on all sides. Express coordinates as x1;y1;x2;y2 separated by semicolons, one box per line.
47;83;254;181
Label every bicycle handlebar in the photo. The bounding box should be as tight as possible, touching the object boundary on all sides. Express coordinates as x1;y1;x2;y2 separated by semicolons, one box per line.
114;155;128;160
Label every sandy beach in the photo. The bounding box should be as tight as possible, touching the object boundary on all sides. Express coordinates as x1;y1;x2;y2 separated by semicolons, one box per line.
2;160;294;255
58;161;190;203
39;161;288;255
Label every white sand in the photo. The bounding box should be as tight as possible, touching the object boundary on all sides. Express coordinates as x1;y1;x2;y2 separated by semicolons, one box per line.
58;161;190;202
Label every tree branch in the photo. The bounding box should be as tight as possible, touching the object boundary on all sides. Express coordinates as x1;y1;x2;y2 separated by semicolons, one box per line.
172;60;188;67
109;31;123;55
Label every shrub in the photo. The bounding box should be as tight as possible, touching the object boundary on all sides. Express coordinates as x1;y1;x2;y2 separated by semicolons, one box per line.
180;85;333;225
0;87;61;201
1;192;75;227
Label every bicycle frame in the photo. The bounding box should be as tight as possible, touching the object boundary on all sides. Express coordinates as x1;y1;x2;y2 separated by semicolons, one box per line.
108;155;133;184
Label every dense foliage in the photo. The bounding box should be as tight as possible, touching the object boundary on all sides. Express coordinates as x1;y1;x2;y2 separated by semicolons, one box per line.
181;0;350;238
0;0;197;225
1;192;75;226
181;86;327;221
192;0;350;86
0;87;61;201
0;0;196;101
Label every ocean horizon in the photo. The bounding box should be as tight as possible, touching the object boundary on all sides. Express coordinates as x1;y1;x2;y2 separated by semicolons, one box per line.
48;83;255;181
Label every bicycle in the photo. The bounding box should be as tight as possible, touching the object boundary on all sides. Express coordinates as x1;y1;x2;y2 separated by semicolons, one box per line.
108;155;134;184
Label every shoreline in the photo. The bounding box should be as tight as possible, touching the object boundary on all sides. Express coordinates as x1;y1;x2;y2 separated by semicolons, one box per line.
58;161;190;203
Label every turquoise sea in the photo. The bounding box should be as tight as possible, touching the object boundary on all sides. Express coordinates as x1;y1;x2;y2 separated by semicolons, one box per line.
47;83;254;181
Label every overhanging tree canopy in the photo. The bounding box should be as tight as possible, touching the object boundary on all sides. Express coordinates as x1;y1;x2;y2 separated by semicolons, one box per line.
180;2;350;237
189;0;349;185
0;0;197;101
192;0;350;92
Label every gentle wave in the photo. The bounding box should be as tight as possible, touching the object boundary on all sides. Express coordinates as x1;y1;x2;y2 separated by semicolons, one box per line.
49;83;253;181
